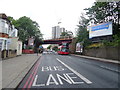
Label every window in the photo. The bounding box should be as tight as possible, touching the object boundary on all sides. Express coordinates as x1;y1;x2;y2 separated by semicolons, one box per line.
1;20;5;33
5;21;9;34
61;47;69;52
0;19;9;34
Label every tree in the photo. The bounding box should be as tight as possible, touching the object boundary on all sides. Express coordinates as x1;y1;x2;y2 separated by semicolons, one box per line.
8;16;17;26
60;31;73;38
84;2;120;35
52;46;58;51
17;16;39;40
8;16;43;47
47;45;52;49
76;14;91;47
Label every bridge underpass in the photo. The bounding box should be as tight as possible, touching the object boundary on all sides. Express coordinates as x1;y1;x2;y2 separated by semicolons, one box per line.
41;38;76;54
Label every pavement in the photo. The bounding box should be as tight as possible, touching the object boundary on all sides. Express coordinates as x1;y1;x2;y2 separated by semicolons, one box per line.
2;54;41;89
71;54;120;64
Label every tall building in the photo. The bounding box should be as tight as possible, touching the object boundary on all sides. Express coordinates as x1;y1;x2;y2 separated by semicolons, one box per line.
52;26;62;39
52;26;56;39
56;26;61;38
60;27;65;33
52;26;67;39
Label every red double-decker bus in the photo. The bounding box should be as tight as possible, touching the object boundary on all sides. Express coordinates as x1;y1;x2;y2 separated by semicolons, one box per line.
57;43;69;55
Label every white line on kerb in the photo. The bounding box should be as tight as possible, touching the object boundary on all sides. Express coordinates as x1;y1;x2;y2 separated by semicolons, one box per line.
56;58;92;84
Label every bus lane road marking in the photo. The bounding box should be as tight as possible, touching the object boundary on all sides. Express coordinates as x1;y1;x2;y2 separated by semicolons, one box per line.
41;66;66;71
56;58;92;84
32;64;84;87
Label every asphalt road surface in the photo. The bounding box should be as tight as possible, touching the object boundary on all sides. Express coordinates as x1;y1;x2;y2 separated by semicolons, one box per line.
17;52;119;89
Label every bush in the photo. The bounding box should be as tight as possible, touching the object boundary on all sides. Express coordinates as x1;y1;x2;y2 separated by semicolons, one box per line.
86;43;103;49
52;46;58;51
102;35;120;47
26;45;33;49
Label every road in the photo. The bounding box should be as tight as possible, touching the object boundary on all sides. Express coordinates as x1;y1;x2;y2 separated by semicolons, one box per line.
17;52;119;89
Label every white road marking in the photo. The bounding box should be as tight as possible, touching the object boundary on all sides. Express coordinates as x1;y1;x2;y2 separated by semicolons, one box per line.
66;73;84;84
56;73;72;85
41;66;65;72
32;73;84;87
100;66;120;73
46;74;59;86
32;75;45;87
56;58;92;84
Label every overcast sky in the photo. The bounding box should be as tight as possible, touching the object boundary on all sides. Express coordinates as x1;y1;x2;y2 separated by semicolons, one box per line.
0;0;95;40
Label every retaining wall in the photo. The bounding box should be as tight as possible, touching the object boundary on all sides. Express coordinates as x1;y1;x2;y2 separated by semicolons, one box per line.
84;46;120;60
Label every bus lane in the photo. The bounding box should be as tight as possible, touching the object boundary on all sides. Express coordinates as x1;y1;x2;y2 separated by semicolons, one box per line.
17;55;92;89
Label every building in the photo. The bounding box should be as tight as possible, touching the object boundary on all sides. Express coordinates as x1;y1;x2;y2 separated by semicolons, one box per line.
60;27;65;32
52;26;61;39
52;26;66;39
0;13;22;59
8;37;22;56
52;26;56;39
56;26;61;38
0;13;12;51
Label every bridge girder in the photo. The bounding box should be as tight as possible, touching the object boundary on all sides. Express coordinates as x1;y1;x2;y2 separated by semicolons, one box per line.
42;38;72;45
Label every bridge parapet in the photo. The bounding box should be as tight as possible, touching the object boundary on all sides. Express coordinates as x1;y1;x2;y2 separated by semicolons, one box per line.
42;37;73;44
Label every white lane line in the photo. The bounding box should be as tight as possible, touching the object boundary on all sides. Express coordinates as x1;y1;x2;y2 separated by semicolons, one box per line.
56;58;92;84
100;66;120;73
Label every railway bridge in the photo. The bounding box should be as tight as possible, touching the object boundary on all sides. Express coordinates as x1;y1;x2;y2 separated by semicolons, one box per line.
42;38;73;45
